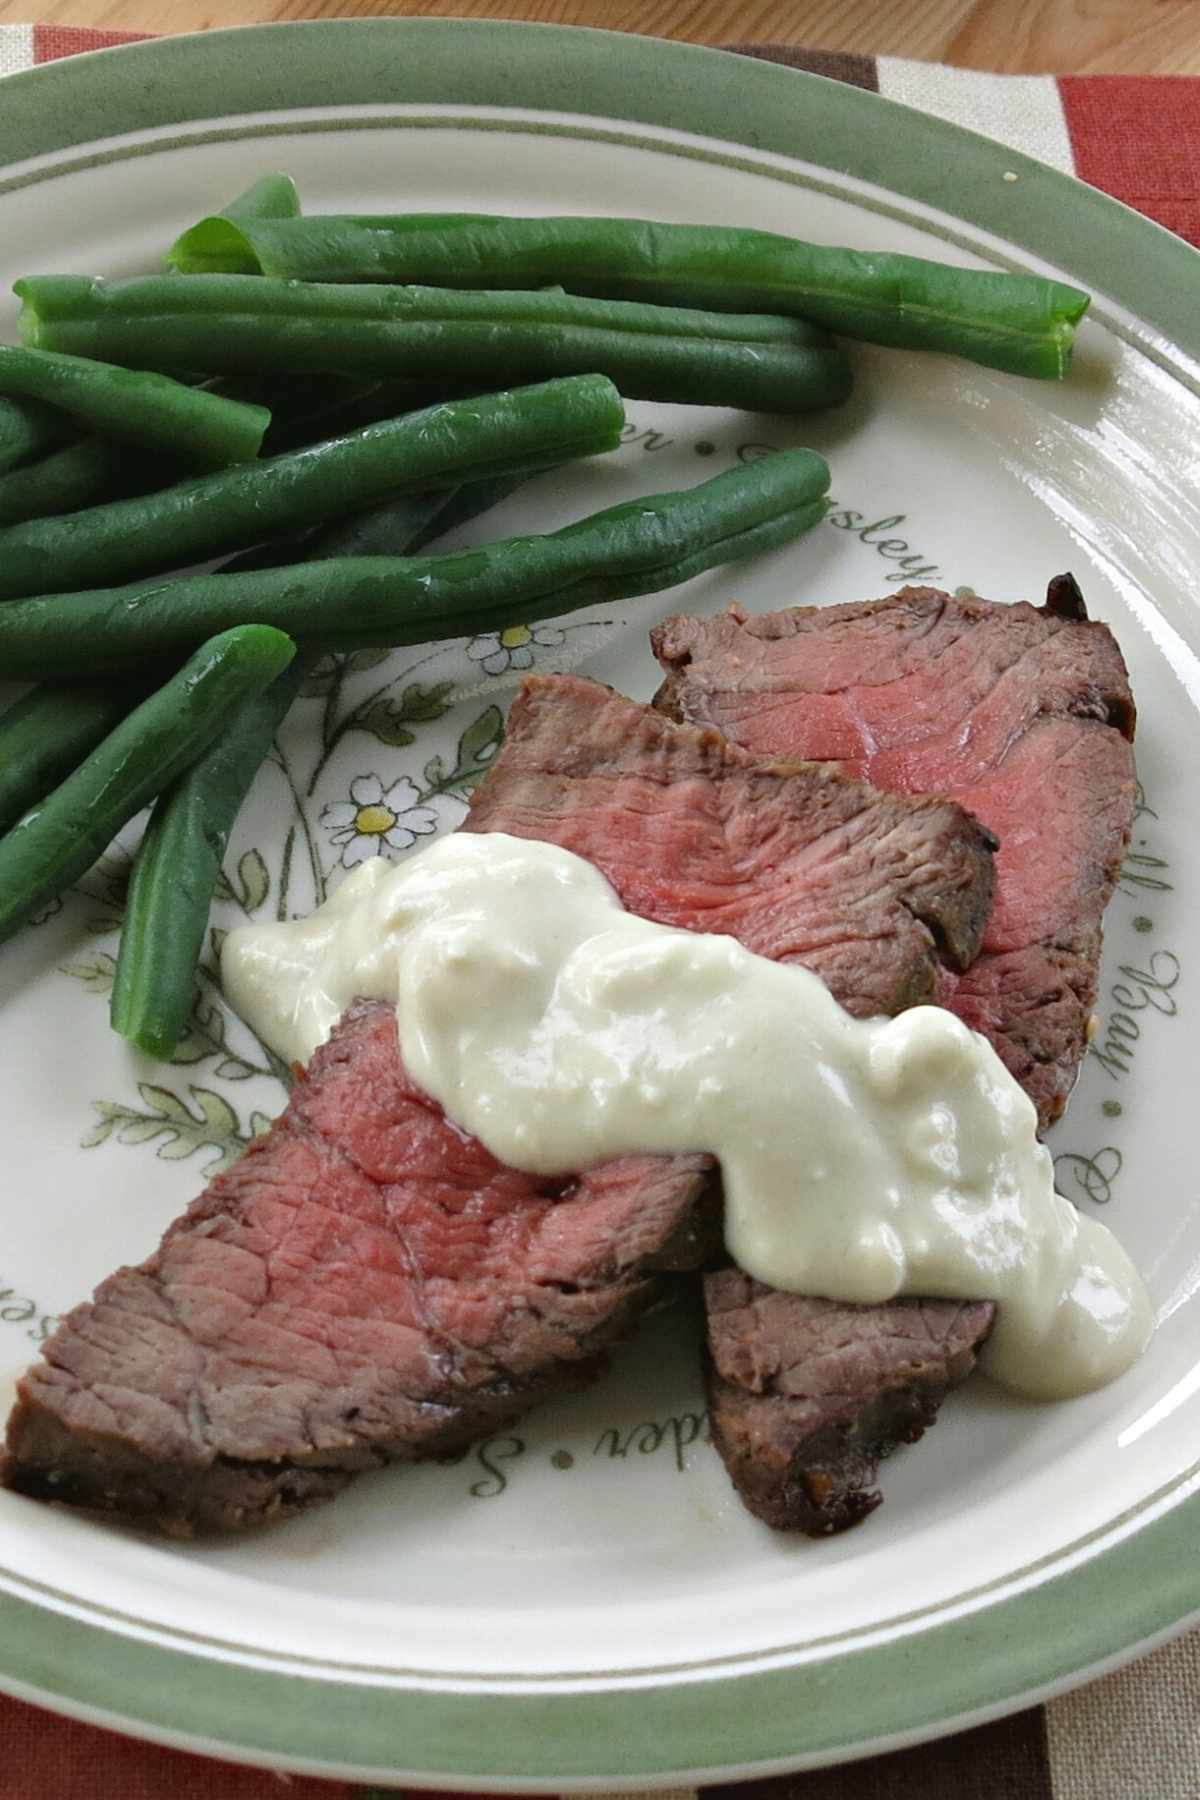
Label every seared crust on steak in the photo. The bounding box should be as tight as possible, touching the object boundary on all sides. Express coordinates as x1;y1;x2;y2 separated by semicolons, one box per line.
705;1272;995;1533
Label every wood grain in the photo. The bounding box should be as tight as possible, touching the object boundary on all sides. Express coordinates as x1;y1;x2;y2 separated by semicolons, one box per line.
0;0;1197;74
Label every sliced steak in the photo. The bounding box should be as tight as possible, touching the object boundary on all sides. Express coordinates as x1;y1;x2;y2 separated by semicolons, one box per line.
654;579;1134;1534
4;674;996;1535
462;674;997;1015
653;577;1137;1126
706;1272;995;1533
5;999;711;1533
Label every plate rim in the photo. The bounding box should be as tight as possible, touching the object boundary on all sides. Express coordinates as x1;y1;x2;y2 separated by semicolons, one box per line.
1;17;1199;1784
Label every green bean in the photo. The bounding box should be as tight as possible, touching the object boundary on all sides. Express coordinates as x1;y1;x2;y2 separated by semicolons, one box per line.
216;172;300;225
263;380;480;453
0;437;137;525
0;680;141;834
0;396;65;478
0;625;295;945
110;650;312;1058
0;450;829;678
17;274;852;416
213;487;457;573
0;345;269;470
0;374;624;601
166;210;1091;379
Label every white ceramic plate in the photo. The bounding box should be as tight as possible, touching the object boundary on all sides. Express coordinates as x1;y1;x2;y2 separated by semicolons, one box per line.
0;21;1198;1787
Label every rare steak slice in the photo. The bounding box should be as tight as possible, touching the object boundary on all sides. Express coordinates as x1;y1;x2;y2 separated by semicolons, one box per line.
462;674;997;1015
4;674;995;1535
5;998;712;1533
654;579;1135;1533
653;577;1137;1126
706;1273;995;1533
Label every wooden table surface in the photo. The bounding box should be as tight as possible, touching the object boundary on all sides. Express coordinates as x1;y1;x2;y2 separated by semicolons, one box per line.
1;0;1197;74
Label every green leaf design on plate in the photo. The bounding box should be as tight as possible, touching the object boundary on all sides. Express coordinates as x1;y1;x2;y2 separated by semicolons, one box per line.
215;847;271;913
457;705;504;770
84;915;123;936
350;679;457;749
171;992;254;1078
236;847;270;914
353;703;415;749
59;951;116;994
82;1081;258;1174
416;705;504;800
299;651;342;699
343;647;393;674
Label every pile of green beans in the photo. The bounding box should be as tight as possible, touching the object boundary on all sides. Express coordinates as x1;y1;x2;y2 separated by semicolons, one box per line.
167;209;1091;380
18;275;853;416
0;374;624;601
109;651;313;1059
0;626;295;948
0;435;168;526
0;345;269;469
0;450;830;679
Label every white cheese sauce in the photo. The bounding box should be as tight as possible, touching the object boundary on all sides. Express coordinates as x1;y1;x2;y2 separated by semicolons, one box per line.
222;831;1151;1400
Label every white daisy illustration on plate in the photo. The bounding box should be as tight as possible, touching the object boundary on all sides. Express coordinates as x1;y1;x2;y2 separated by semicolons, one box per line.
320;774;439;869
465;622;565;676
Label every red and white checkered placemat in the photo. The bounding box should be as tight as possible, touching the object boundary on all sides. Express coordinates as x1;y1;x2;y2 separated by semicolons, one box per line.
0;23;1197;1798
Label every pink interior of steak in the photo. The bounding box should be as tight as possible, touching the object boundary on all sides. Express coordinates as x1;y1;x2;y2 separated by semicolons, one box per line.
462;672;998;1014
4;998;710;1532
653;582;1137;1125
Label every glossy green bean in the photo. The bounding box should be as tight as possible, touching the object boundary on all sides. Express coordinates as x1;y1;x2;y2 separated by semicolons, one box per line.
166;210;1090;379
0;345;269;470
0;375;624;601
17;274;852;415
0;450;829;677
110;651;312;1058
262;379;480;453
0;680;140;834
0;625;295;945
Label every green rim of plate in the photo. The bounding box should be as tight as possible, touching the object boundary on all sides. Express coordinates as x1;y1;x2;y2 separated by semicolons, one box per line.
1;19;1198;1784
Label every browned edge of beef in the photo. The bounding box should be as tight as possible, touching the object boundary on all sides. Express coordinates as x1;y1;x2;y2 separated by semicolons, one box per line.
653;578;1135;1534
706;1273;995;1532
3;674;997;1537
